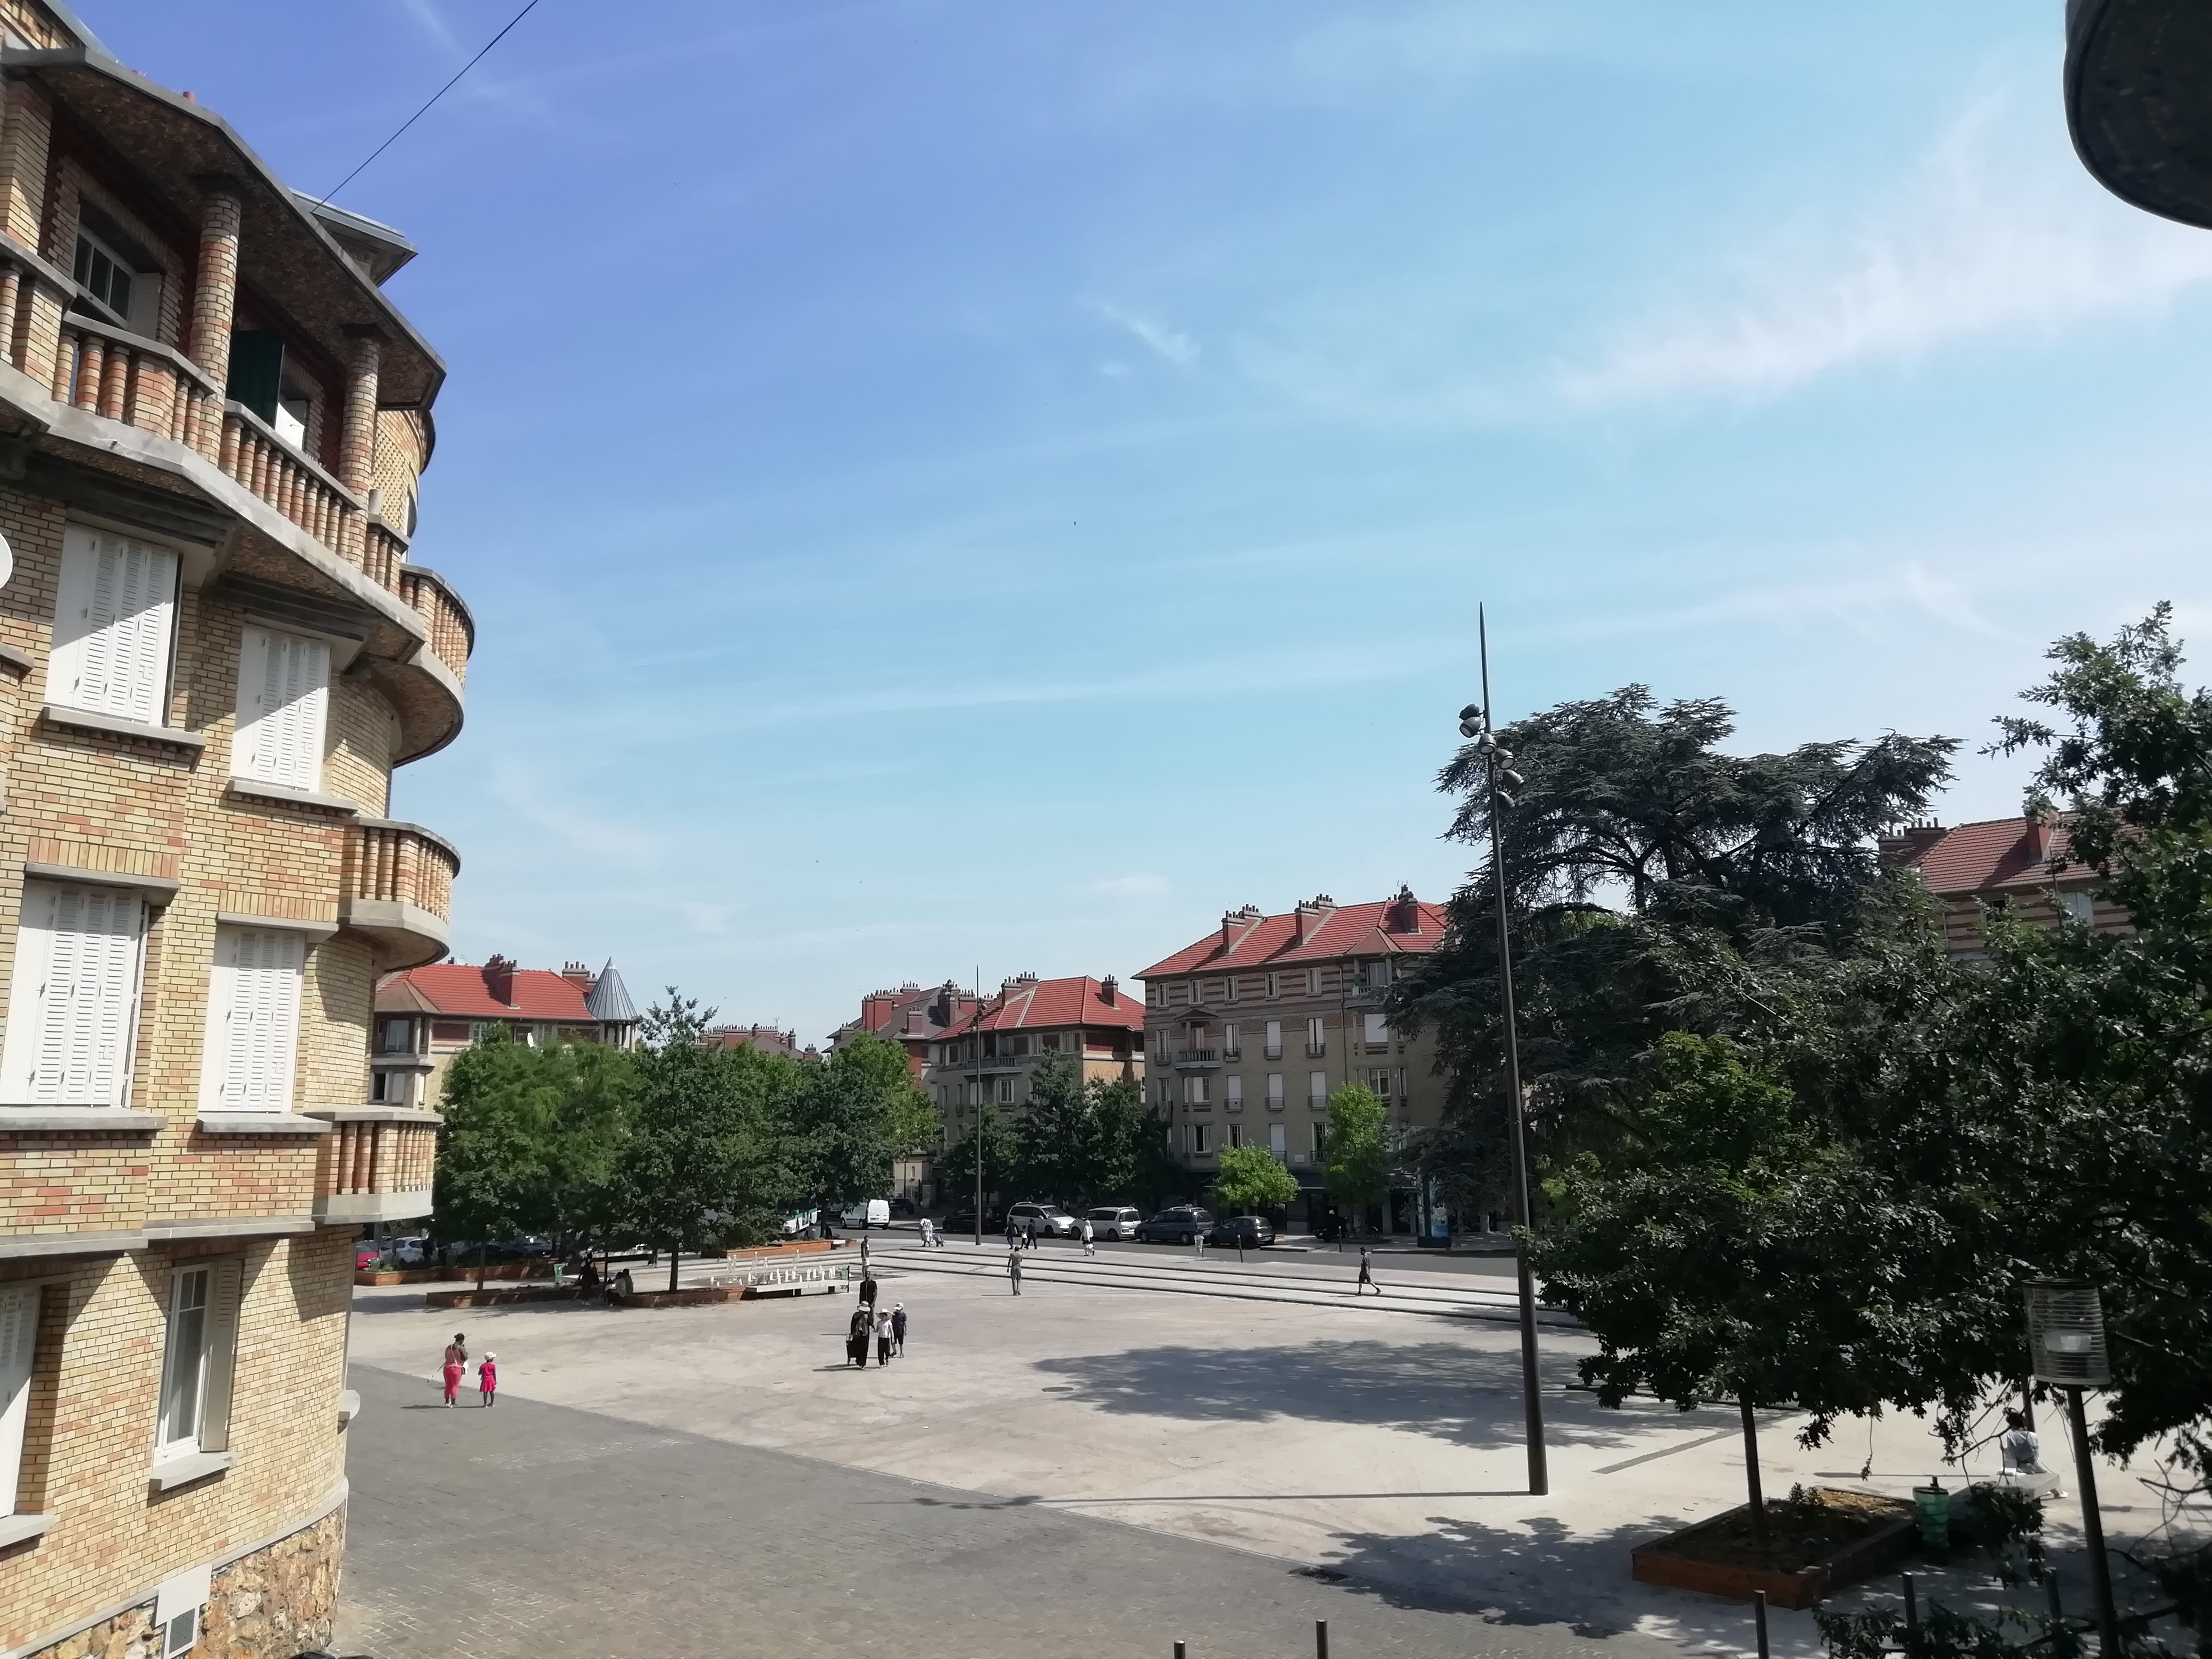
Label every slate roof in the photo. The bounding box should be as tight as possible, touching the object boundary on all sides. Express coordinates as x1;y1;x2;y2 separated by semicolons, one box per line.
584;960;638;1024
1135;892;1445;979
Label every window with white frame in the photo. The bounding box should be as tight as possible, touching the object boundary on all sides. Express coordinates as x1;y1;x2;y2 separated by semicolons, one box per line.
1224;1075;1243;1109
1188;1122;1212;1155
1368;958;1390;990
1306;1015;1326;1054
72;220;161;336
1366;1067;1395;1099
48;527;178;726
199;926;306;1113
1265;1073;1284;1107
1364;1011;1389;1045
1309;1071;1328;1106
1263;1019;1282;1059
231;626;330;791
1226;1122;1244;1150
1305;966;1320;995
1313;1122;1328;1156
1185;1075;1209;1106
0;1283;37;1520
1222;1022;1240;1058
0;882;147;1107
1268;1122;1286;1154
996;1077;1013;1104
1224;976;1238;1003
156;1258;241;1460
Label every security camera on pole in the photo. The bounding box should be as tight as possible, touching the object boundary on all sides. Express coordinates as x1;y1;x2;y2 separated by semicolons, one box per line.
1457;605;1547;1497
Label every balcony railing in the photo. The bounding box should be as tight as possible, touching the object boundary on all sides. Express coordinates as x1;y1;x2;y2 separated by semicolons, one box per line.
400;565;474;686
53;311;223;454
306;1108;440;1224
1305;1042;1327;1058
340;818;460;969
1263;1046;1284;1061
1172;1048;1221;1069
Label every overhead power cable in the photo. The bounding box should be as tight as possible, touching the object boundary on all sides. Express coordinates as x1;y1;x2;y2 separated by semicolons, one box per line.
324;0;546;204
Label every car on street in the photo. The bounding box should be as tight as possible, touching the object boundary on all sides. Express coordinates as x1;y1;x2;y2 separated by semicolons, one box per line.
391;1235;428;1266
939;1210;1008;1237
889;1196;919;1219
841;1199;892;1229
355;1243;383;1270
1133;1205;1214;1244
1007;1201;1078;1237
1204;1215;1276;1249
1086;1205;1142;1241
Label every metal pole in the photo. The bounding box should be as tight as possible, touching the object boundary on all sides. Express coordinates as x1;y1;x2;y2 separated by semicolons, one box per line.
1754;1590;1770;1659
2066;1386;2122;1659
1480;605;1548;1497
974;967;984;1248
1315;1621;1329;1659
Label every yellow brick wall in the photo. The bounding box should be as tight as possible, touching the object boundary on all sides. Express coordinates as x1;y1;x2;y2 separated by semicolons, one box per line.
0;1230;354;1654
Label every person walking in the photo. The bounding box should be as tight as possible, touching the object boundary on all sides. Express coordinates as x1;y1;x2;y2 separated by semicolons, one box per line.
1080;1217;1095;1257
441;1332;467;1406
846;1303;871;1368
918;1216;935;1250
1023;1218;1037;1251
891;1303;908;1355
1004;1215;1019;1251
1007;1245;1023;1295
875;1306;894;1366
477;1352;498;1407
859;1272;879;1312
860;1235;872;1275
1356;1244;1380;1295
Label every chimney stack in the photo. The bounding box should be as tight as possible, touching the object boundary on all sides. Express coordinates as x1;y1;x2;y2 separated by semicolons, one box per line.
482;954;518;1007
1100;975;1118;1006
559;959;597;992
1387;885;1421;933
1293;894;1336;944
1877;820;1947;869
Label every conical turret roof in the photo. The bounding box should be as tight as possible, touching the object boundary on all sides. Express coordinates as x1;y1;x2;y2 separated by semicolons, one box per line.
584;959;638;1024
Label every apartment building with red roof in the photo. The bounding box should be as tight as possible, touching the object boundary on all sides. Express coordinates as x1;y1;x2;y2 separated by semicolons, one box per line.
706;1024;811;1059
1881;815;2129;957
373;956;640;1108
925;973;1143;1128
830;979;983;1078
1134;887;1448;1235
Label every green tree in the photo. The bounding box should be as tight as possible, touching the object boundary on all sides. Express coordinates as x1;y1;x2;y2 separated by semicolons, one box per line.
1080;1076;1149;1206
1214;1143;1298;1216
1323;1085;1391;1230
614;992;755;1293
1012;1053;1088;1201
934;1103;1017;1211
786;1034;920;1212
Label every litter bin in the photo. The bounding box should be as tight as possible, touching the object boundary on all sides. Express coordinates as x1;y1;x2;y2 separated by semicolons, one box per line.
1914;1479;1950;1549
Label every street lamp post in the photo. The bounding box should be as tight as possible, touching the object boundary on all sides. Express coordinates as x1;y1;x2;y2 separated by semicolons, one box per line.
1459;604;1548;1497
2025;1279;2122;1658
973;968;985;1249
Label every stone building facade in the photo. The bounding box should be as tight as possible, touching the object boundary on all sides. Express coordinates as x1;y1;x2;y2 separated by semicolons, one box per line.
0;7;472;1656
1134;890;1445;1233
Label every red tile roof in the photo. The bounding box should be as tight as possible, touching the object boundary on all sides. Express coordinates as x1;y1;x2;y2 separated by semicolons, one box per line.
376;963;598;1021
1136;893;1446;979
1906;817;2093;898
939;975;1145;1037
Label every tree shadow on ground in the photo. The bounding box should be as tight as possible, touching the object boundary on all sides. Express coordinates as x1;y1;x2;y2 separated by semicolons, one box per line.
1033;1339;1722;1453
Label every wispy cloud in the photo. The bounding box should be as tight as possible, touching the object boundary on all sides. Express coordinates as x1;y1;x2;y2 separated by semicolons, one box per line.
1097;304;1199;365
1566;94;2212;404
1535;559;2006;648
483;759;660;860
1092;873;1169;898
392;0;463;55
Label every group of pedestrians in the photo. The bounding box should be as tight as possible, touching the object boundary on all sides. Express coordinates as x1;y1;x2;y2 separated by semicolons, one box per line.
439;1331;498;1406
843;1273;908;1366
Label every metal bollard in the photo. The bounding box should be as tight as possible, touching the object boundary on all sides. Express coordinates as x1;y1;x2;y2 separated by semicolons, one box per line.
1903;1573;1918;1635
1316;1620;1329;1659
1174;1643;1186;1659
1754;1590;1770;1659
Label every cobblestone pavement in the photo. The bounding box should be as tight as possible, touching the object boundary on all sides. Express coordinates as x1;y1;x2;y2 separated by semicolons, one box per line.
334;1363;1683;1659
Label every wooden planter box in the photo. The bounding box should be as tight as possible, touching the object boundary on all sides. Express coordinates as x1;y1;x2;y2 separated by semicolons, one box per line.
357;1262;554;1286
707;1239;841;1261
1631;1492;1917;1610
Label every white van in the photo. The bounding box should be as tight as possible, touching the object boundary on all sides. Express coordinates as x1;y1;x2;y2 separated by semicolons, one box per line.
840;1199;891;1229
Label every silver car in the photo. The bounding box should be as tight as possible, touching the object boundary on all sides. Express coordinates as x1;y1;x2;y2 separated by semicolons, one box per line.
1008;1201;1078;1238
1086;1205;1142;1241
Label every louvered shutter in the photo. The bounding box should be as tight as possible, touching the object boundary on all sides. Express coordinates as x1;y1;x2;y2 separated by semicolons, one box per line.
0;1283;36;1516
49;529;177;725
1;883;144;1107
232;626;329;790
195;1258;243;1453
203;926;304;1112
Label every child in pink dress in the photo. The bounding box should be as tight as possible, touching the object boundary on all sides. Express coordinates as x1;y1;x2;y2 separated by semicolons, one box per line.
477;1353;498;1407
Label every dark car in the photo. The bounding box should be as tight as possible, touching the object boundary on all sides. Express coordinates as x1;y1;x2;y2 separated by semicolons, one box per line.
940;1210;1008;1237
1204;1215;1276;1249
1134;1205;1214;1244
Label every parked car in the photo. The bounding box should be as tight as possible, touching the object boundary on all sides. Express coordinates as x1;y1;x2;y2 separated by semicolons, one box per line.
1204;1215;1276;1249
841;1198;891;1229
355;1244;383;1270
391;1235;428;1266
1086;1205;1142;1241
939;1210;1007;1237
1007;1201;1078;1237
889;1196;919;1219
1134;1206;1214;1244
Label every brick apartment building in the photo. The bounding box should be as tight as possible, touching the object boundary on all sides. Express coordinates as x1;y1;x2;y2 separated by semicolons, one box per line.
1882;815;2129;957
372;957;639;1109
1134;890;1446;1233
0;9;475;1656
829;979;981;1078
704;1023;807;1058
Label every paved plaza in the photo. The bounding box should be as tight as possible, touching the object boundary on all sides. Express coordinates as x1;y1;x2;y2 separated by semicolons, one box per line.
337;1243;2183;1659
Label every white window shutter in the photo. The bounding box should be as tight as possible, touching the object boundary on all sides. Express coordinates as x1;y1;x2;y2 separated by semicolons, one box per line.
2;884;144;1106
50;529;177;725
196;1258;244;1453
1364;1012;1388;1044
0;1283;37;1518
203;927;305;1112
232;626;329;791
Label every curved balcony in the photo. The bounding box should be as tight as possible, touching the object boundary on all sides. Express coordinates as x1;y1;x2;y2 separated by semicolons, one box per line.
339;818;460;969
305;1108;441;1224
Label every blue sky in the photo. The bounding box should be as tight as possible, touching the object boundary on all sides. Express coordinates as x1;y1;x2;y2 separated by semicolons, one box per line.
94;2;2212;1041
